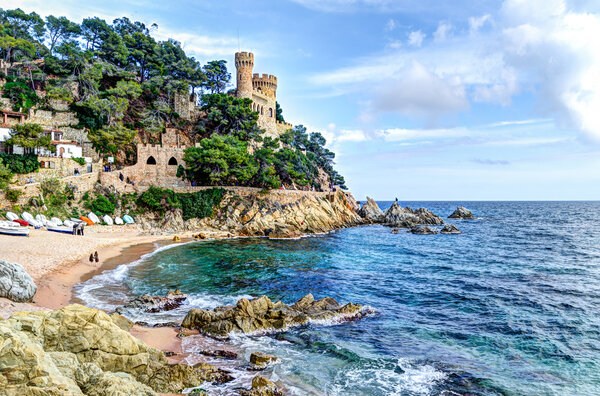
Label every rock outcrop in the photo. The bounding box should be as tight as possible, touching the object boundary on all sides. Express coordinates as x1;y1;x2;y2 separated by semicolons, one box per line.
249;352;281;370
0;304;232;395
140;190;364;238
358;197;384;223
0;260;36;303
182;294;367;338
441;224;461;234
410;225;439;234
383;202;444;228
116;290;188;314
239;375;284;396
448;206;475;219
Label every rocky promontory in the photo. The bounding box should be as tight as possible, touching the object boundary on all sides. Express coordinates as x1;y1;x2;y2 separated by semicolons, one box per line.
139;190;364;238
0;304;232;395
182;294;368;338
358;196;384;223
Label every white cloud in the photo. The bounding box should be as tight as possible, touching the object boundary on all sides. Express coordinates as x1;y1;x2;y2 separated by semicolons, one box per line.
337;129;369;142
373;62;468;117
433;22;452;42
385;19;396;31
376;127;470;142
407;30;425;47
469;14;491;33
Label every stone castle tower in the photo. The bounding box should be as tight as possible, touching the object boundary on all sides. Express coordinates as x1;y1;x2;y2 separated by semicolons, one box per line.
235;52;292;138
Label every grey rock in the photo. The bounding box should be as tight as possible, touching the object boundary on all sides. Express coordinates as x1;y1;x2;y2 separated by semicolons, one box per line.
383;202;444;228
448;206;475;219
0;260;36;302
410;225;439;234
358;197;384;222
441;224;462;234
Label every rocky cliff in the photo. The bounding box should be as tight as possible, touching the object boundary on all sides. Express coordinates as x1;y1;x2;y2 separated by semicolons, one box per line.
139;190;364;238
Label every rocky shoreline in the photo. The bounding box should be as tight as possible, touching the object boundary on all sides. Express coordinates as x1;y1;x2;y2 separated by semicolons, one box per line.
0;194;477;395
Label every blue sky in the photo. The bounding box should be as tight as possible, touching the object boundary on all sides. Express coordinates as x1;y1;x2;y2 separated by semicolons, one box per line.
7;0;600;200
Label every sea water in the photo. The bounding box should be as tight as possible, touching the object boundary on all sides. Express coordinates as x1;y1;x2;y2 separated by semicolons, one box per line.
74;201;600;395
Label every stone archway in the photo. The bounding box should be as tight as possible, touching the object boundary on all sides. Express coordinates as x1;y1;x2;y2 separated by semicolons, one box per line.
168;157;178;166
146;156;157;165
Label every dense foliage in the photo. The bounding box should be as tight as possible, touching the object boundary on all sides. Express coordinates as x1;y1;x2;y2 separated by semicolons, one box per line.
0;158;13;190
90;195;115;215
0;153;40;174
136;185;224;219
6;123;54;154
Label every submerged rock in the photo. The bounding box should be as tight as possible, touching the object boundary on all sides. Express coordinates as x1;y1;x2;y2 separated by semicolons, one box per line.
0;260;36;302
448;206;475;219
239;375;284;396
383;202;444;228
410;225;439;234
181;294;367;338
441;224;462;234
0;304;232;395
116;290;187;314
249;352;281;370
199;349;238;359
358;197;384;223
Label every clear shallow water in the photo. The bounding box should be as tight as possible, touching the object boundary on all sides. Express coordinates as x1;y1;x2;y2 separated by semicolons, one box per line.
74;201;600;395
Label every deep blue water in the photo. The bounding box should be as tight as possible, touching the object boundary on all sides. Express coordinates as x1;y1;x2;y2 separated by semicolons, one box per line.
75;201;600;395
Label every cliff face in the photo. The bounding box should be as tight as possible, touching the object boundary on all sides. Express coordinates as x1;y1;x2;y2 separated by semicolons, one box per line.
139;190;364;238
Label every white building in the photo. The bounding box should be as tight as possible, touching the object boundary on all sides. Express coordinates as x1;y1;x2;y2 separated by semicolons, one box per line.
1;128;83;158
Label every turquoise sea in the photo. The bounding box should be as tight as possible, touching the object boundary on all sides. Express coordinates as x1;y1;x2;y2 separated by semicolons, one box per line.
74;201;600;395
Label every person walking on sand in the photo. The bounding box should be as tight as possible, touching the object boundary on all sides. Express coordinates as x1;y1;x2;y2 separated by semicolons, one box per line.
94;251;99;263
89;253;94;263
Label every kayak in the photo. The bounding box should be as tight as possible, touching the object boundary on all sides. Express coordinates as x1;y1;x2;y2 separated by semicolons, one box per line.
79;216;94;226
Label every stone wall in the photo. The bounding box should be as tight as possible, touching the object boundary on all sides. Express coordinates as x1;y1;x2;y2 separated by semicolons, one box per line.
0;172;99;208
10;156;102;186
27;108;79;128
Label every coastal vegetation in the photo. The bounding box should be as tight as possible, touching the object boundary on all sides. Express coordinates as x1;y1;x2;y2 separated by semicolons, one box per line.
136;186;225;220
0;8;346;191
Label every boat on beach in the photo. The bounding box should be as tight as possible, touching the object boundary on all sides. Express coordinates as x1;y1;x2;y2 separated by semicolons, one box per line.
88;212;100;224
123;215;134;224
114;217;124;225
0;222;30;236
80;216;94;226
102;215;114;225
5;212;18;221
47;224;75;234
51;217;63;226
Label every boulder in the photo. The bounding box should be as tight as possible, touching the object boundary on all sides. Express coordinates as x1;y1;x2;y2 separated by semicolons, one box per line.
0;260;36;302
383;202;444;228
0;304;232;395
239;375;283;396
441;224;462;234
249;352;281;370
116;290;187;314
110;313;134;331
410;225;439;234
448;206;475;219
182;294;367;338
358;197;384;223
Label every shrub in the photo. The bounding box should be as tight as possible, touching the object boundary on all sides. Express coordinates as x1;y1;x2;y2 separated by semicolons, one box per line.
0;153;40;174
136;186;180;214
179;188;225;220
4;188;22;203
91;195;115;215
71;157;86;166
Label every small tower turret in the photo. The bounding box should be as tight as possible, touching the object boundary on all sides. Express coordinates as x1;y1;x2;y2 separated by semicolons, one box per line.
235;52;254;99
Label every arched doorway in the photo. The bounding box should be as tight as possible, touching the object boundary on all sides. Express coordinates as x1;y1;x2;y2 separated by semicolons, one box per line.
168;157;178;166
146;156;157;165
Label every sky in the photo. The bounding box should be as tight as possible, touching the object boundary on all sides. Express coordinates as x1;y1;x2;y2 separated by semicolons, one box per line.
5;0;600;200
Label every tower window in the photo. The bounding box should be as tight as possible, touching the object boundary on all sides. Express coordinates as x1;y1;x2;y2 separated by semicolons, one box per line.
269;108;273;117
146;156;157;165
168;157;178;166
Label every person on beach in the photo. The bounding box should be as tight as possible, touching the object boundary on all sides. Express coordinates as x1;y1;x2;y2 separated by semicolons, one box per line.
89;253;94;263
94;251;99;263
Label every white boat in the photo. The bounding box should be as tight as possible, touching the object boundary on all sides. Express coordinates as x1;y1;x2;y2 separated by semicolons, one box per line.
63;220;76;228
0;224;30;236
51;217;63;226
102;215;114;225
22;212;34;222
88;212;100;224
70;218;84;223
47;224;74;234
35;214;47;223
6;212;18;221
114;217;124;225
123;215;134;224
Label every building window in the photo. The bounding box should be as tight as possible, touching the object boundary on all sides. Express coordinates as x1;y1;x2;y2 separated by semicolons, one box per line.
269;108;273;117
168;157;178;166
146;156;157;165
260;106;263;115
